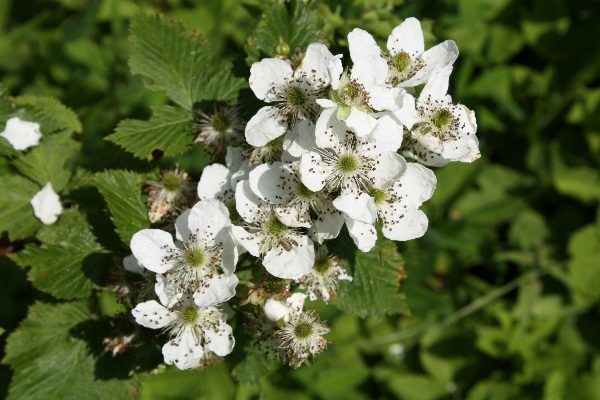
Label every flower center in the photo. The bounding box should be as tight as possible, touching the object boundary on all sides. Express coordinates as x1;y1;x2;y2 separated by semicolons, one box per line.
337;154;359;175
432;108;453;130
286;86;308;107
391;51;412;72
368;188;388;205
296;182;316;199
210;112;230;132
263;276;289;295
179;306;199;326
185;248;205;268
265;214;287;237
314;257;331;274
294;320;314;339
161;172;180;192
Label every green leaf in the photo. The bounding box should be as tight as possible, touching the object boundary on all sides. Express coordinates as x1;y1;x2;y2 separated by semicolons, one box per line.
12;132;80;191
95;170;149;244
202;66;248;103
107;105;194;159
128;14;211;110
0;174;40;240
334;232;410;318
247;0;322;59
3;301;131;400
0;135;17;157
10;209;106;299
568;225;600;305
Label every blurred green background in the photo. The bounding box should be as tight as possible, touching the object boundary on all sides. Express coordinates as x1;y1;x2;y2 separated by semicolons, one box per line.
1;0;599;399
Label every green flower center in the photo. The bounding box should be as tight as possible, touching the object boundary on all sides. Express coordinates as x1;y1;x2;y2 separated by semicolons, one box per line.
286;86;308;107
263;277;288;295
391;51;412;72
314;257;331;274
265;215;287;237
180;306;199;326
368;188;388;205
210;112;230;132
185;248;205;268
162;172;180;192
337;154;359;174
432;108;453;129
294;320;314;339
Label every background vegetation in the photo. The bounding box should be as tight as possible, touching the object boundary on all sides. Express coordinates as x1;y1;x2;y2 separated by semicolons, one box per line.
0;0;599;399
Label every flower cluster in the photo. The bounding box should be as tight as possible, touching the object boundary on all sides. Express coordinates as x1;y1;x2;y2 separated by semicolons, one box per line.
128;17;478;370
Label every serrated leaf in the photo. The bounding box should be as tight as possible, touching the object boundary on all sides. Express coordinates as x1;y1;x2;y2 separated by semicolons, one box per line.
129;14;211;110
247;0;322;59
107;105;194;159
0;136;17;157
95;170;149;244
202;66;248;103
10;209;106;299
232;342;277;384
12;132;80;191
0;174;40;240
3;301;132;400
334;232;410;318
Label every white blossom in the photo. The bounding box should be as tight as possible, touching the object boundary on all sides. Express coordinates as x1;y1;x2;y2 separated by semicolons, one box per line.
194;105;244;153
145;170;193;223
0;117;42;150
30;182;62;225
132;298;234;370
297;255;352;302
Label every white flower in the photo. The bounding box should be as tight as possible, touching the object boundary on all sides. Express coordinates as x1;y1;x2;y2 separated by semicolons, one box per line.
231;180;315;279
0;117;42;150
348;17;458;88
297;254;352;302
266;293;329;368
194;105;244;153
246;43;340;147
395;67;480;166
299;108;406;195
197;147;251;206
334;163;437;251
131;298;234;370
122;254;147;276
130;199;238;307
146;169;193;223
30;182;62;225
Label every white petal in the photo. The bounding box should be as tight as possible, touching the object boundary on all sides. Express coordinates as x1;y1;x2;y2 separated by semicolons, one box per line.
382;208;429;241
230;225;261;257
264;299;290;322
130;229;177;274
263;235;315;279
0;117;42;151
245;106;287;147
314;107;346;149
346;219;377;252
387;17;425;56
276;203;312;228
205;322;235;357
219;229;239;275
131;300;176;329
235;180;264;223
162;331;204;370
197;163;230;200
226;146;244;170
154;273;178;307
345;108;377;137
392;92;420;129
282;120;316;158
316;98;338;108
328;54;344;89
299;151;330;192
296;43;335;87
348;28;381;61
369;86;405;112
333;193;377;223
419;66;452;102
123;254;146;275
193;274;239;307
286;292;307;317
350;55;388;89
421;40;459;75
369;152;407;189
249;162;291;204
310;209;345;243
174;209;192;242
249;58;293;101
30;182;62;225
394;163;437;206
369;113;404;151
186;199;231;244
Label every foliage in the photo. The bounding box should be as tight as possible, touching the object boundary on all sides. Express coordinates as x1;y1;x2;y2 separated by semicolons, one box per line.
0;0;599;399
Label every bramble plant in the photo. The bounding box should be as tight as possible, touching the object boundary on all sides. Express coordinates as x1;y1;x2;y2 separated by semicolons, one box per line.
1;0;599;399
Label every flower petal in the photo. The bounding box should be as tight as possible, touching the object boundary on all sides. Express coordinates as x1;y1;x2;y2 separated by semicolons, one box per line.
283;120;316;158
123;254;146;275
419;66;452;102
0;117;42;151
186;199;231;245
369;86;405;112
264;299;290;322
245;106;287;147
249;58;293;102
30;182;62;225
275;204;312;228
205;322;235;357
130;229;177;273
299;151;330;192
235;180;264;224
350;55;388;89
296;43;335;87
369;113;404;152
197;163;231;200
333;192;377;223
328;54;344;89
382;207;429;241
368;152;407;189
249;162;290;204
387;17;425;56
421;40;459;75
393;163;437;206
348;28;381;61
346;219;377;252
193;274;239;307
230;225;261;257
345;108;378;137
392;92;420;129
162;331;204;370
131;300;176;329
310;209;345;243
315;107;346;150
263;235;315;279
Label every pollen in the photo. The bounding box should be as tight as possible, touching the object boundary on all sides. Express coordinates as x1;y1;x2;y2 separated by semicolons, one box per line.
179;306;199;326
293;320;314;339
185;248;205;268
286;86;308;107
368;188;388;205
265;215;287;236
391;51;412;72
337;154;359;174
432;108;453;130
